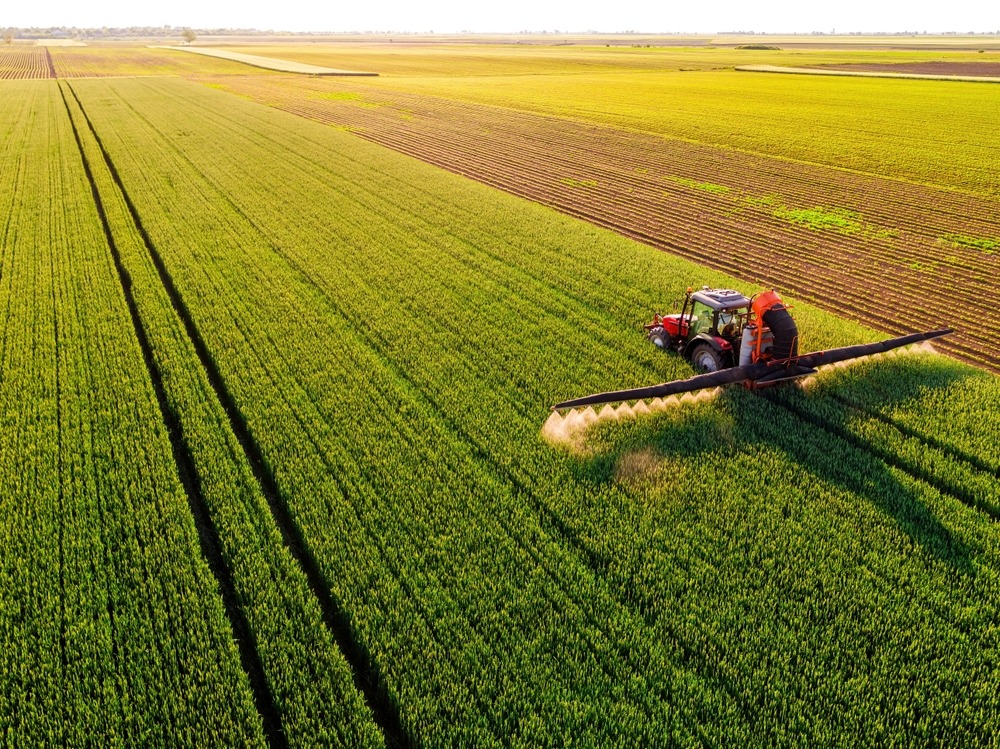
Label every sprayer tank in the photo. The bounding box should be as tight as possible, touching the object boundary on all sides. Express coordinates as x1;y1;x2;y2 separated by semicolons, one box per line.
739;324;774;366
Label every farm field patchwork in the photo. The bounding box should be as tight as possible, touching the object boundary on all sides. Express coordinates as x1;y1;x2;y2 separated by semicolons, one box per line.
3;41;1000;746
198;72;1000;372
220;42;1000;78
344;60;1000;200
163;46;378;75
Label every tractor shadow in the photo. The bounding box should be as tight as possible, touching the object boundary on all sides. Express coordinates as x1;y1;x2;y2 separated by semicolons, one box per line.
568;356;978;575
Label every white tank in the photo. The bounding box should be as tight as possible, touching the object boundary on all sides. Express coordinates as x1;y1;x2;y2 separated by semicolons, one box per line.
739;324;773;366
739;326;755;366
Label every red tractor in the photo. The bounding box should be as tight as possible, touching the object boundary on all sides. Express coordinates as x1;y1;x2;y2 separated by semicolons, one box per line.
552;284;952;411
644;286;799;372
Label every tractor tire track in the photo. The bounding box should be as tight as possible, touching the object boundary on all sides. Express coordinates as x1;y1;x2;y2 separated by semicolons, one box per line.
64;81;408;749
763;389;999;523
829;392;1000;481
58;81;287;748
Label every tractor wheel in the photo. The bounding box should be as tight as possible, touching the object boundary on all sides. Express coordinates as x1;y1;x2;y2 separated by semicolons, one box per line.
690;343;723;373
647;327;672;350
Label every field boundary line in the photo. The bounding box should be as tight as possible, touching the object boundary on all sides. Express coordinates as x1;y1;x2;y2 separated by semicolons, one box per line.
57;81;287;748
64;81;409;749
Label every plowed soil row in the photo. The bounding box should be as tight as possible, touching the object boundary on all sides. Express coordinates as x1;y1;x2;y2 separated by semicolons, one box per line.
198;75;1000;372
0;48;53;79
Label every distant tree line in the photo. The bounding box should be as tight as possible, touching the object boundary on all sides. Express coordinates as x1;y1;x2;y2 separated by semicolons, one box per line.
4;26;997;42
0;26;306;41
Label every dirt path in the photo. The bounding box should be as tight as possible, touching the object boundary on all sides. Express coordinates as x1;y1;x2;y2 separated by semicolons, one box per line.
162;46;377;76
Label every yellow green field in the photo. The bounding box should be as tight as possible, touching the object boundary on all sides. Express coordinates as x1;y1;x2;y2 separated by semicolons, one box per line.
2;37;999;747
217;44;998;199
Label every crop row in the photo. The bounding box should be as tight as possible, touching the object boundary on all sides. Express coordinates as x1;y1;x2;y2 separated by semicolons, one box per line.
348;65;1000;201
196;75;1000;372
59;80;384;748
72;76;1000;745
0;81;263;744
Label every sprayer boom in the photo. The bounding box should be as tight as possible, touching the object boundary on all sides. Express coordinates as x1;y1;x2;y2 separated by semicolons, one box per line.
552;329;952;412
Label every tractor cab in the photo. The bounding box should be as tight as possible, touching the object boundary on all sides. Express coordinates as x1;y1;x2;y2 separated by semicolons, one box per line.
684;288;750;342
645;287;752;372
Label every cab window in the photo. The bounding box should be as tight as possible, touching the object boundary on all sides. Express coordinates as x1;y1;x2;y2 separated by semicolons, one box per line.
689;301;715;335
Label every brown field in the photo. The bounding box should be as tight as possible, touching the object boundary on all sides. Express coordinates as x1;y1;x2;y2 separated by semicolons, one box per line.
194;73;1000;372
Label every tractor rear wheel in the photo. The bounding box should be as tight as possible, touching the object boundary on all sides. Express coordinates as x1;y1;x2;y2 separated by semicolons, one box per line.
690;343;723;373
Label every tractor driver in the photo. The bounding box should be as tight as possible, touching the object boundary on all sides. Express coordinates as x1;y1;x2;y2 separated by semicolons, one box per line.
718;309;739;338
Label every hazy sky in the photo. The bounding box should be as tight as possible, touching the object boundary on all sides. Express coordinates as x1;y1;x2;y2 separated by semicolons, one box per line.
7;0;997;34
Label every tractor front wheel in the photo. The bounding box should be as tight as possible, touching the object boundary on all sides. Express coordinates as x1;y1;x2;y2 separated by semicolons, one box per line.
690;343;723;373
647;327;673;350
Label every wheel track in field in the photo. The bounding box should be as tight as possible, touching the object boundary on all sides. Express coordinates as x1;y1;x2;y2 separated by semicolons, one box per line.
828;392;1000;482
63;82;408;749
763;388;999;524
57;81;288;748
